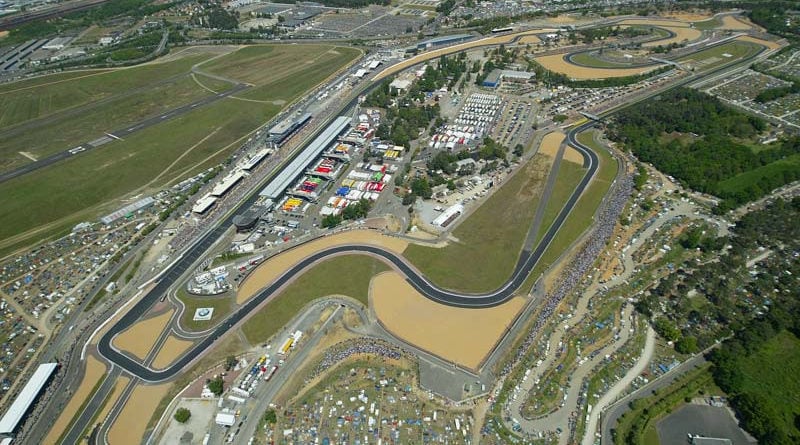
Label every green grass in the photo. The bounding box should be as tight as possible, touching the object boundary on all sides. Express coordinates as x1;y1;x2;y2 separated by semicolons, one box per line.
0;73;229;167
0;44;359;255
569;51;642;68
177;290;235;332
203;44;362;102
736;330;800;436
0;55;207;128
677;41;763;71
241;255;388;345
692;18;722;30
403;153;554;293
528;131;618;280
716;154;800;197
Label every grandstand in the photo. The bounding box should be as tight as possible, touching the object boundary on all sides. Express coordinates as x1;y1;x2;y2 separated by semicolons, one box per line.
99;197;155;225
269;113;312;146
0;363;58;435
259;116;352;200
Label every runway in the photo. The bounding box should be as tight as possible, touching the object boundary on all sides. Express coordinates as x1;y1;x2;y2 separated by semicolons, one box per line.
0;82;250;184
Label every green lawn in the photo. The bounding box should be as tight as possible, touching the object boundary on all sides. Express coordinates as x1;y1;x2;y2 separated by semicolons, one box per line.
528;131;618;280
0;73;231;167
241;255;388;345
692;17;722;30
403;153;554;293
737;330;800;436
0;55;207;128
677;40;763;71
0;44;359;254
569;52;643;69
203;44;361;102
177;290;235;332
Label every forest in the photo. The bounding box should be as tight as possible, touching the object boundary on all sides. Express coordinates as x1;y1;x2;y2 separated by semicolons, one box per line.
608;88;800;211
637;197;800;444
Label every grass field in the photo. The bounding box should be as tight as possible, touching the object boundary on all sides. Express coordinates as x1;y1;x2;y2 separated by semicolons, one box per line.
241;255;388;345
737;330;800;436
203;45;362;102
0;44;359;255
568;51;644;69
403;153;554;293
0;73;233;168
677;40;763;72
528;131;618;281
692;17;722;30
716;154;800;198
177;290;235;332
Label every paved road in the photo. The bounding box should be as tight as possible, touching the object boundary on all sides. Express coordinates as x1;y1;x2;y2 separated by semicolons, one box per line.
0;82;249;184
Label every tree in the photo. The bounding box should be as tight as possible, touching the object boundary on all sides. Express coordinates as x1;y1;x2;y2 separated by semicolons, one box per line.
207;377;224;396
675;336;698;354
263;408;277;425
174;407;191;423
654;317;681;342
224;355;238;371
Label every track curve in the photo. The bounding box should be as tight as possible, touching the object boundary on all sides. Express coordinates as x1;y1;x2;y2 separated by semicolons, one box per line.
97;119;600;382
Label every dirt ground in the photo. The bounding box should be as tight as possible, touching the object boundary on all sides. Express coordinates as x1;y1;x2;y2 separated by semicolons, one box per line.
538;131;565;158
535;53;661;79
736;35;782;50
44;356;107;444
371;271;526;370
719;15;755;30
236;229;408;304
518;35;541;45
112;309;174;360
157;399;217;445
563;146;584;164
152;335;195;370
107;382;172;445
618;18;692;28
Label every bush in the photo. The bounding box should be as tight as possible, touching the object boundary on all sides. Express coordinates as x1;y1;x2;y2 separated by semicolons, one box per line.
207;377;224;396
174;407;191;423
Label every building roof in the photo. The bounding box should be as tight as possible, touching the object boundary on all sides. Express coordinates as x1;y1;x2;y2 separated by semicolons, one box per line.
419;34;473;47
0;363;58;434
260;116;351;200
192;193;218;214
692;438;732;445
100;196;155;225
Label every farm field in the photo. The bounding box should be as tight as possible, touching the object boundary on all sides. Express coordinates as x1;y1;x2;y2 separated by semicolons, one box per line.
403;152;554;293
372;271;526;369
0;44;360;255
241;255;388;345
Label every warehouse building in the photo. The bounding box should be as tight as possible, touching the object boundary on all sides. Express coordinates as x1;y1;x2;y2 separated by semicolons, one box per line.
100;197;155;225
482;69;535;88
416;34;474;50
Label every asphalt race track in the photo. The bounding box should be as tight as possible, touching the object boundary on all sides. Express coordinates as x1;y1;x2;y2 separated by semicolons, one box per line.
96;115;599;381
0;83;250;184
96;31;771;382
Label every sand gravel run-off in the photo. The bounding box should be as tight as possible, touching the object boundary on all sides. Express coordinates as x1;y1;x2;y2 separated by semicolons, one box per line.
719;15;756;31
236;229;408;304
534;53;662;79
111;309;174;360
641;26;703;48
152;335;195;370
43;356;107;444
375;29;557;81
736;35;782;51
563;146;584;164
95;376;131;433
371;272;526;370
667;12;713;22
107;382;171;445
538;132;566;158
